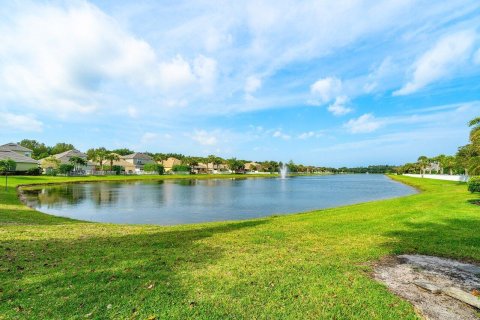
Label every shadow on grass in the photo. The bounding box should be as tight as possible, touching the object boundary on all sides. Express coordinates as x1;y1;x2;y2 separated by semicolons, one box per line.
382;218;480;262
0;219;267;318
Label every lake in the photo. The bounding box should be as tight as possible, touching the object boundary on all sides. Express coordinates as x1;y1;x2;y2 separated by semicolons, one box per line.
22;174;416;225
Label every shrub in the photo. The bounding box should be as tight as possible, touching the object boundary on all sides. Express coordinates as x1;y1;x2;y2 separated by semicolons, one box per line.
468;176;480;193
58;164;74;174
172;165;190;172
112;165;124;175
144;163;165;175
25;167;42;176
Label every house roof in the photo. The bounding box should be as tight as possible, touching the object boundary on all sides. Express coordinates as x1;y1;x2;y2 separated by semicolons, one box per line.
0;150;38;164
161;157;182;168
244;162;262;170
122;152;153;160
52;149;87;159
0;143;32;152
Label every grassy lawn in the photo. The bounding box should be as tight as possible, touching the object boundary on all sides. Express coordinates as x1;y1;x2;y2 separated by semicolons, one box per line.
1;175;479;319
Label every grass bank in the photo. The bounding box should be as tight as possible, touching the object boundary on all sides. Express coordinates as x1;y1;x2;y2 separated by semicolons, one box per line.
1;175;479;319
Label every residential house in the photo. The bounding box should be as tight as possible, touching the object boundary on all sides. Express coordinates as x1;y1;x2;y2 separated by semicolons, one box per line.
0;143;33;158
41;149;95;173
161;157;182;173
0;150;39;172
121;153;155;173
244;162;263;173
193;163;208;174
104;157;137;174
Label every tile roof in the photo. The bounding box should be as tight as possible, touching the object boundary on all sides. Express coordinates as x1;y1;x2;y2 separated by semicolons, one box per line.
52;149;87;159
0;143;32;152
122;152;153;160
0;150;38;164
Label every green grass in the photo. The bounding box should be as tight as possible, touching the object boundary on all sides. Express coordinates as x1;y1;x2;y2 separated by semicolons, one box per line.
0;175;479;319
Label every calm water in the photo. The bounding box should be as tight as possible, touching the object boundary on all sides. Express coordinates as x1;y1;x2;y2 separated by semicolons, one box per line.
22;175;416;225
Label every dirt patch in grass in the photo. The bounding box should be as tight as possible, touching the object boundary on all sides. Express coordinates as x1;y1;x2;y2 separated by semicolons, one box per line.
374;255;480;320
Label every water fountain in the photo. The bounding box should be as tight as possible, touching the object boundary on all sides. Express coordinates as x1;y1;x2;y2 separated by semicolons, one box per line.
279;163;288;179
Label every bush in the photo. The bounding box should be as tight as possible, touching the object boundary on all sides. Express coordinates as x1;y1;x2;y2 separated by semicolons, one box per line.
25;167;42;176
111;165;124;175
58;164;74;174
172;165;190;172
144;163;165;175
468;176;480;193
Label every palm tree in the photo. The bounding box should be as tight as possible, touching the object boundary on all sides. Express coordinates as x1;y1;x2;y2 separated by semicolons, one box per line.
105;153;120;170
469;116;480;148
69;156;87;172
213;157;224;172
456;144;476;176
87;148;108;169
434;154;446;174
184;157;199;173
417;156;429;176
443;155;456;175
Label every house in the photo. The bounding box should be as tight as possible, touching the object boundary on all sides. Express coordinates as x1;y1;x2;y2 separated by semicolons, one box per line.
121;153;155;172
0;143;33;158
0;150;39;172
41;149;95;172
193;163;208;174
244;162;263;173
161;157;183;173
104;158;137;174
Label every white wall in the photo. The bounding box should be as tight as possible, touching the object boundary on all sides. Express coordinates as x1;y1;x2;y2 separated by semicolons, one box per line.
403;174;468;182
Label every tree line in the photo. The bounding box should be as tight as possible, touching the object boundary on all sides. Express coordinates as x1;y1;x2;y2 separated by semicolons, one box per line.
396;116;480;175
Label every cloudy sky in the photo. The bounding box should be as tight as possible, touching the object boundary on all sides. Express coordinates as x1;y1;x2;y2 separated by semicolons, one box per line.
1;1;479;166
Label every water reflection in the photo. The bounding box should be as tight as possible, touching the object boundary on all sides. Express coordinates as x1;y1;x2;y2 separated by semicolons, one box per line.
23;175;416;225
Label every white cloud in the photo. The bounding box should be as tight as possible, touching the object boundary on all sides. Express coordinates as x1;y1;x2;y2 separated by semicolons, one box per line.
344;114;383;134
327;96;353;116
0;2;158;115
0;112;43;132
140;132;158;144
310;77;342;105
191;130;218;146
394;30;477;96
272;130;291;140
245;75;262;93
0;2;218;118
298;131;323;139
127;106;139;118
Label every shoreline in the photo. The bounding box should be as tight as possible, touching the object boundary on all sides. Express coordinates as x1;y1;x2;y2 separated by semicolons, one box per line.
14;173;417;227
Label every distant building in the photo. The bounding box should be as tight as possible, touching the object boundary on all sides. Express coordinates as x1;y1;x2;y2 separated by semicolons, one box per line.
0;143;33;158
244;162;263;173
0;151;39;172
0;143;39;171
161;157;182;173
41;149;95;173
121;153;155;173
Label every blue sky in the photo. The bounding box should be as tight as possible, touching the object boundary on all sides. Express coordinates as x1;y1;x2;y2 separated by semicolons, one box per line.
0;0;479;166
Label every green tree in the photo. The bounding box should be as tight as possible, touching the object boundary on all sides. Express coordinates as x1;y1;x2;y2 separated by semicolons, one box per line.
87;148;108;168
183;157;199;173
111;148;134;156
69;156;87;172
456;145;476;175
0;159;16;172
42;156;61;170
469;116;480;148
58;163;74;174
51;143;75;155
104;153;120;170
226;158;245;173
18;139;51;159
417;156;429;175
